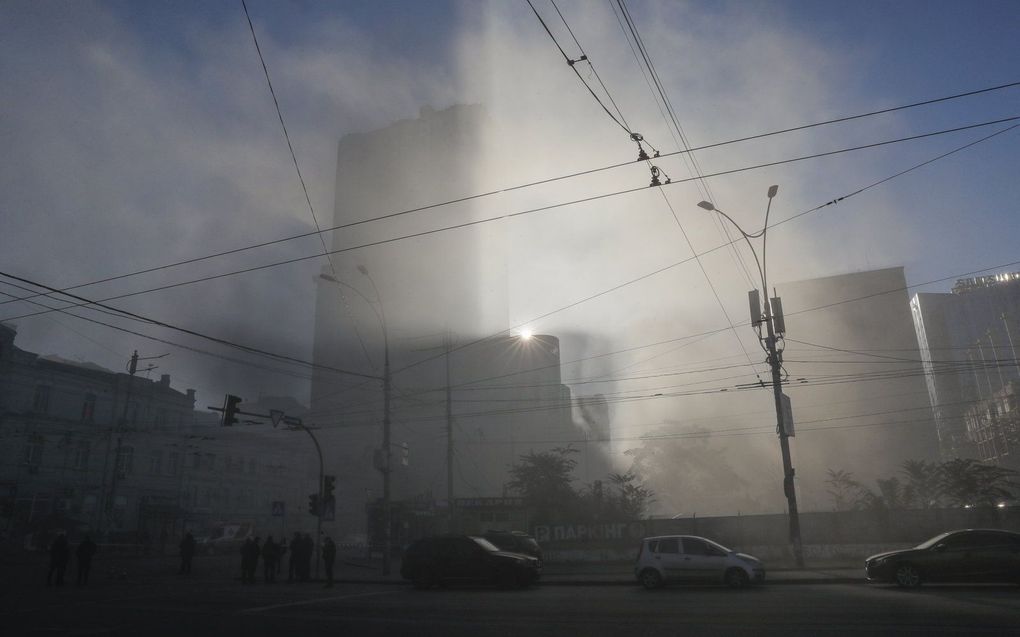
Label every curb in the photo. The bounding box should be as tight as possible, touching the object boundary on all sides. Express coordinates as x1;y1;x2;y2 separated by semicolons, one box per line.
332;576;866;587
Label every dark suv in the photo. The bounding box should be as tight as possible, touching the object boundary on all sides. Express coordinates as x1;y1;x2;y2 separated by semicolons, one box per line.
401;535;542;589
483;530;543;564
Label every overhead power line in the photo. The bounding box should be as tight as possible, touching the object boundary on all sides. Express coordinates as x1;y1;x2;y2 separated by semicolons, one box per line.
2;81;1015;311
241;0;377;372
5;116;1016;326
0;271;380;381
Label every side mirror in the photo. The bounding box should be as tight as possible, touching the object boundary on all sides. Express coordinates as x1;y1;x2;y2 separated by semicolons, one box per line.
933;543;947;552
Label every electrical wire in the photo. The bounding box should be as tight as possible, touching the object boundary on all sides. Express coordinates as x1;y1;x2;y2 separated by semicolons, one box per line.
6;116;1015;328
3;81;1015;311
241;0;377;373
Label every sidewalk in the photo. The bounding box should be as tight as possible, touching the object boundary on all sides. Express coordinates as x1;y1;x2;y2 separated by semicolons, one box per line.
332;559;865;586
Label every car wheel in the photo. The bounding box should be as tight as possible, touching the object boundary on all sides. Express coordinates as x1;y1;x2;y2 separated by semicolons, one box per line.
639;568;663;590
724;568;750;589
894;564;922;588
497;568;521;589
411;570;436;590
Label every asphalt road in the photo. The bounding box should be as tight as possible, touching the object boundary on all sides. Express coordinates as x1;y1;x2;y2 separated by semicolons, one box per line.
4;572;1020;637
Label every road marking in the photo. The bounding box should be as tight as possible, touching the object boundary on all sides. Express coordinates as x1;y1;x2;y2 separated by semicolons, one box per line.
238;590;396;614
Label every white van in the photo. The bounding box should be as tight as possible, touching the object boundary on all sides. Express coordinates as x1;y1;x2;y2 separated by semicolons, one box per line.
634;535;765;589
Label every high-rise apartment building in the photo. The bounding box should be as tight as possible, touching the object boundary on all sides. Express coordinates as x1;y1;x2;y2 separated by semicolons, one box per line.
310;106;609;538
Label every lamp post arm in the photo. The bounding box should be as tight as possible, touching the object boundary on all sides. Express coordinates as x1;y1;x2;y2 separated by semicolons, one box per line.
712;209;767;293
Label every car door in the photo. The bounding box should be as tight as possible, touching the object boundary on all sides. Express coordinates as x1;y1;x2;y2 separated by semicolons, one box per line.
439;538;482;582
967;531;1017;581
680;537;729;582
649;537;686;582
927;532;981;581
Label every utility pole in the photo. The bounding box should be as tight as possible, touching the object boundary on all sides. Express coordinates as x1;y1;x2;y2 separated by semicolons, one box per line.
699;185;802;568
445;331;455;532
100;350;138;534
1003;312;1019;378
757;293;804;568
987;329;1006;391
381;333;392;576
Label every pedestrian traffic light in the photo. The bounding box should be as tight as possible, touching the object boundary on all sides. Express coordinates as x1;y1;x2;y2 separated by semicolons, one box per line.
323;475;336;500
308;493;320;517
222;394;242;426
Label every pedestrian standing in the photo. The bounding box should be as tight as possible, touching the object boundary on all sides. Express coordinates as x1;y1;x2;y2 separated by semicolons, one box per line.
287;532;300;582
250;537;262;584
300;533;313;581
179;532;196;575
322;536;336;588
46;533;70;587
262;536;278;583
275;538;287;581
240;537;254;584
75;535;98;586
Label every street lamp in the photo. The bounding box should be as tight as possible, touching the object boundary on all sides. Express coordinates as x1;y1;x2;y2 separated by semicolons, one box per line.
696;185;804;568
318;268;392;573
352;265;393;576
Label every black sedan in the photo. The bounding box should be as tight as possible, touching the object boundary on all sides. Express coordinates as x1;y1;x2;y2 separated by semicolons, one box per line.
401;535;542;589
865;528;1020;587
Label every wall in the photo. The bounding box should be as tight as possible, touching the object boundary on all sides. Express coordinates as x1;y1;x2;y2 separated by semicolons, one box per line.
533;507;1020;564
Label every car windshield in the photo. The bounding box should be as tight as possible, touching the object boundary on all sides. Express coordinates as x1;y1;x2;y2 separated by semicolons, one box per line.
914;532;953;550
701;538;732;554
471;537;501;552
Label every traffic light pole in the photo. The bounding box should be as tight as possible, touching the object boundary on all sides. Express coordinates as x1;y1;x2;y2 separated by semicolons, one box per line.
294;422;325;580
208;400;325;578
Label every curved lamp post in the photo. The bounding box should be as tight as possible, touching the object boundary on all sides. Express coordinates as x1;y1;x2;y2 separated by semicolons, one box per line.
696;186;804;568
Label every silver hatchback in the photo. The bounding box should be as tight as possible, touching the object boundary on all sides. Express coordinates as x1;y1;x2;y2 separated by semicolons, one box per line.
634;535;765;589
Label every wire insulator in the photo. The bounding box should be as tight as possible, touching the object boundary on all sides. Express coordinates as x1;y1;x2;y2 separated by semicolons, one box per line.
649;166;661;187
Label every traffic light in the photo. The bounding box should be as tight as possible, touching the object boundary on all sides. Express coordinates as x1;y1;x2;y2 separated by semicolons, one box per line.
222;394;242;426
323;475;336;500
308;493;320;517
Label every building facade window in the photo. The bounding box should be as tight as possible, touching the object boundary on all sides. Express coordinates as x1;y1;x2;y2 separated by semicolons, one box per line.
32;385;51;414
112;495;127;528
155;408;166;429
23;434;44;470
115;446;134;476
167;451;180;476
73;441;90;470
81;393;96;423
148;450;162;475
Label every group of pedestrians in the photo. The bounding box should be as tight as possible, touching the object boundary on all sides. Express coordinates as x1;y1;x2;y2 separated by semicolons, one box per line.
239;532;336;586
287;532;315;582
45;533;97;587
45;529;337;589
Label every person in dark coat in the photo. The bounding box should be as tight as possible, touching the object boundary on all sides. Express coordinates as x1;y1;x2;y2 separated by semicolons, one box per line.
240;537;255;584
287;532;300;582
262;536;278;583
274;538;287;580
300;533;314;581
75;535;98;586
322;536;336;588
179;532;196;575
46;533;70;587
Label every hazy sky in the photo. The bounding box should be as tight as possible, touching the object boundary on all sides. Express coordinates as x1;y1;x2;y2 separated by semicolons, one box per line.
2;1;1018;509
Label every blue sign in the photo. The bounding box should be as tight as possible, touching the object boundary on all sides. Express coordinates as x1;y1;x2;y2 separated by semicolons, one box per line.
271;501;285;517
